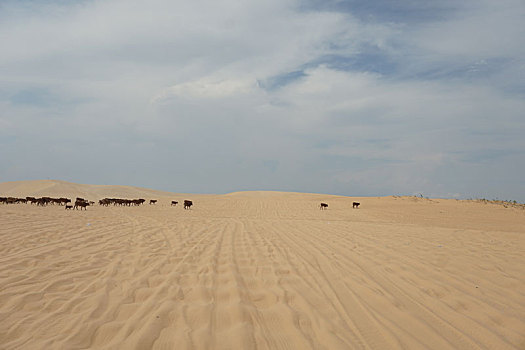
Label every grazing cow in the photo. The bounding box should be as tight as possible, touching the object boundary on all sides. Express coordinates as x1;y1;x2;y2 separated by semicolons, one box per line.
59;198;71;206
40;197;52;206
184;200;193;209
171;201;178;206
0;197;7;204
353;202;360;209
65;205;73;210
150;200;157;205
74;200;89;210
320;203;328;210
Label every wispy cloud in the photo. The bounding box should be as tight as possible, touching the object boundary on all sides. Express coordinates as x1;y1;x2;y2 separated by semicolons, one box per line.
153;78;258;102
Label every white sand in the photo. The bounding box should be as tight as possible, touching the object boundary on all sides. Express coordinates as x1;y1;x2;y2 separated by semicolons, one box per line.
1;180;524;349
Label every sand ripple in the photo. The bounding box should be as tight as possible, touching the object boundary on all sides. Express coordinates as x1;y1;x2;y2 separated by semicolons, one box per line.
1;193;524;349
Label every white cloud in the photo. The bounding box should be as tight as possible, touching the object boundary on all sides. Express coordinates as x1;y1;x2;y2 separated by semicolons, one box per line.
0;0;524;200
153;77;258;102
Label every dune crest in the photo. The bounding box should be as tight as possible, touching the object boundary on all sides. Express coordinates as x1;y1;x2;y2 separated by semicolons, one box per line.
0;179;179;200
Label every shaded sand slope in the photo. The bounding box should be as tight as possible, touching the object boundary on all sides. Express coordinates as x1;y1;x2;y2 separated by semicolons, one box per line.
1;182;524;349
0;180;181;201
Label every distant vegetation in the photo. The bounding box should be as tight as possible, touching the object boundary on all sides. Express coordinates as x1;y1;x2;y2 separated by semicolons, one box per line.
392;194;525;210
472;198;525;210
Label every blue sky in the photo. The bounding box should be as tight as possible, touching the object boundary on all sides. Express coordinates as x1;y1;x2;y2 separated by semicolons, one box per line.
1;0;524;200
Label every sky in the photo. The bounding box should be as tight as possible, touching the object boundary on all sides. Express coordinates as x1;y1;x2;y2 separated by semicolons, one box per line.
1;0;524;200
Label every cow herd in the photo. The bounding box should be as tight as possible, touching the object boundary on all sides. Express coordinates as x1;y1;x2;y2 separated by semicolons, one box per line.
1;196;361;211
0;196;72;206
170;200;193;209
0;196;195;211
319;202;360;209
99;198;146;206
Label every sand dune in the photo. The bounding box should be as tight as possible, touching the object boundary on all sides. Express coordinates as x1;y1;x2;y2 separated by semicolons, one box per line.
0;180;182;201
1;181;524;349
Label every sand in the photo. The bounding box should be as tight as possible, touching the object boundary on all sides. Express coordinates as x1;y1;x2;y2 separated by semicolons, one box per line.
1;180;524;349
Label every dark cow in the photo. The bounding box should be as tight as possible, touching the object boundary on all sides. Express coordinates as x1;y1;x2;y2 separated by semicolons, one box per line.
320;203;328;210
184;200;193;209
353;202;360;209
74;200;89;210
58;198;71;206
35;198;47;206
171;201;178;206
4;197;25;204
65;205;73;210
6;197;18;204
134;199;146;206
149;200;157;205
41;197;53;206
